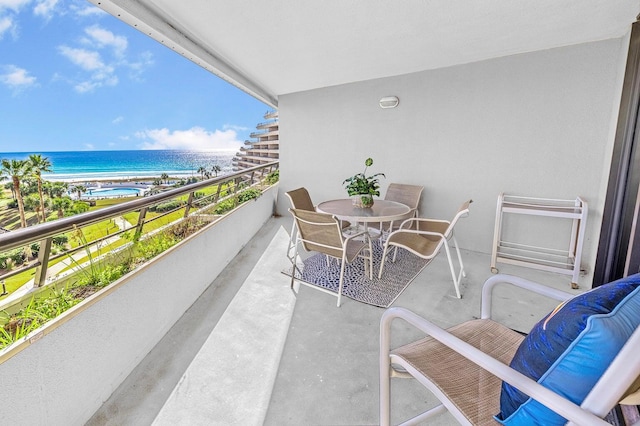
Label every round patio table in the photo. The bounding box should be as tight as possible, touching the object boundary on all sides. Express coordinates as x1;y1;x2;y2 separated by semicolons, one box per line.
316;199;411;236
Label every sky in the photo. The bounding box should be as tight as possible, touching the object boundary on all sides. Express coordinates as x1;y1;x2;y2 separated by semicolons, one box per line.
0;0;269;153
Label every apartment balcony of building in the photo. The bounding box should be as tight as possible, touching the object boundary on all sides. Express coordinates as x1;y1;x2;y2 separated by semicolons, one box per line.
250;140;279;148
256;120;279;130
250;130;278;139
0;164;575;425
241;153;278;161
9;1;640;424
264;110;278;120
92;213;578;426
245;148;279;156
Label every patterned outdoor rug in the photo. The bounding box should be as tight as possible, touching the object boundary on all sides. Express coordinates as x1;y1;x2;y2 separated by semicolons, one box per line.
282;243;430;308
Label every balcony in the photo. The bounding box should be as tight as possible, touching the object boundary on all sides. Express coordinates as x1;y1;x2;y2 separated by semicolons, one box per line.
0;173;575;424
84;215;568;425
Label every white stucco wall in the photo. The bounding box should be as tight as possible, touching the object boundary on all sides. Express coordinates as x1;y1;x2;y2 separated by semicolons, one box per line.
0;186;277;425
278;36;630;286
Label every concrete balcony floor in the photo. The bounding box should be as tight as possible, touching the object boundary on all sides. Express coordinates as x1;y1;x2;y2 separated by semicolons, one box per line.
87;215;579;425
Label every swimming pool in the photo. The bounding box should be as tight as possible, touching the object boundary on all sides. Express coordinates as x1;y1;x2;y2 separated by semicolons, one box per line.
82;187;145;198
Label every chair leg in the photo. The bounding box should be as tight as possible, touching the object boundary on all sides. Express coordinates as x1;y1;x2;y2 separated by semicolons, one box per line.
287;221;297;264
290;243;300;295
365;237;373;279
380;350;392;426
392;246;399;263
443;241;462;298
378;242;392;279
451;234;466;278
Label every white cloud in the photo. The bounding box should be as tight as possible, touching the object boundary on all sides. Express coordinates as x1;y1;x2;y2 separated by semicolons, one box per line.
58;45;104;70
57;24;151;92
74;80;97;93
112;116;123;124
127;50;153;80
58;45;121;92
33;0;58;20
0;16;13;39
84;143;95;150
223;124;249;132
0;64;36;90
85;25;127;57
0;0;30;12
136;127;243;151
73;4;105;17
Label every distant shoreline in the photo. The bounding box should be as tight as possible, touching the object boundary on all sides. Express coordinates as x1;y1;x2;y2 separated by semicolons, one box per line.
43;172;196;184
2;150;235;184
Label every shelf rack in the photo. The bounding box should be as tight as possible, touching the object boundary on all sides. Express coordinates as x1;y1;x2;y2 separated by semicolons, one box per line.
490;193;588;288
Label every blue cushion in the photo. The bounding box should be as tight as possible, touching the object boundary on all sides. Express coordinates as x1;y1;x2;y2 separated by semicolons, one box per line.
495;273;640;425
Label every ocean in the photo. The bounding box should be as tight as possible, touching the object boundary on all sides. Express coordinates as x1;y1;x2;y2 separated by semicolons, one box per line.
0;150;236;182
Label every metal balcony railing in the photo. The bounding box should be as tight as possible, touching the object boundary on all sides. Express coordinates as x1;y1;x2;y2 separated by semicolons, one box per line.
0;162;279;294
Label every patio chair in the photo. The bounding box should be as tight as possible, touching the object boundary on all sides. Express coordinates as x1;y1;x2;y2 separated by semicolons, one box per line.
378;200;472;298
380;273;640;426
288;208;372;307
285;187;350;264
371;183;424;235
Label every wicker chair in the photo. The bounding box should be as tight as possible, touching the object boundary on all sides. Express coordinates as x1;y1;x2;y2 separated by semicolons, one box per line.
370;183;424;235
380;274;640;425
285;187;350;264
288;208;372;307
378;200;472;298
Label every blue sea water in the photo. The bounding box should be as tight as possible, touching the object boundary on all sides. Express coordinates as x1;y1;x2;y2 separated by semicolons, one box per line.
0;150;235;182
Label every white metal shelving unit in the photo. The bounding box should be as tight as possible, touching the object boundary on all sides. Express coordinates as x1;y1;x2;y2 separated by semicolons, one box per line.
490;193;588;288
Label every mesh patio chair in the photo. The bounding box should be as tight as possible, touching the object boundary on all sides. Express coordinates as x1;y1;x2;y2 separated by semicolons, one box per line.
285;187;350;264
380;273;640;426
378;200;472;298
289;208;372;307
370;183;424;236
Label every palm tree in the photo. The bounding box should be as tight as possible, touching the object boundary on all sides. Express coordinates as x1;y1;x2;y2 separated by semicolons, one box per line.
4;181;16;200
211;164;222;177
51;197;72;219
73;184;87;200
161;173;169;184
23;194;43;223
46;181;68;198
0;159;29;228
197;166;207;180
28;154;52;223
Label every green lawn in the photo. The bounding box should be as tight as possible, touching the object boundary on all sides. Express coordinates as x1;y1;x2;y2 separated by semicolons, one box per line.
0;180;253;299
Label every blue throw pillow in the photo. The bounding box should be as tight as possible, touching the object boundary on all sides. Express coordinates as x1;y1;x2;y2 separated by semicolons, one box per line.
495;273;640;425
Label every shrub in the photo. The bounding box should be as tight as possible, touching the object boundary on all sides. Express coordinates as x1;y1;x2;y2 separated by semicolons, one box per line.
237;188;262;203
72;201;90;214
266;169;279;184
214;198;235;214
9;249;25;265
135;233;178;260
53;235;68;247
152;200;185;212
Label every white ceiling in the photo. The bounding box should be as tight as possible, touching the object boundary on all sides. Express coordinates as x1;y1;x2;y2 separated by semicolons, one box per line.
90;0;640;107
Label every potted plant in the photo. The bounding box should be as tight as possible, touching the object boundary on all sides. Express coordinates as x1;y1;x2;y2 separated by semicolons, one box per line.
343;158;385;208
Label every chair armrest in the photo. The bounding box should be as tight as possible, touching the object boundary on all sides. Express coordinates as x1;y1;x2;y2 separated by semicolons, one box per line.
398;217;449;230
480;274;574;319
343;229;370;244
380;307;610;426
